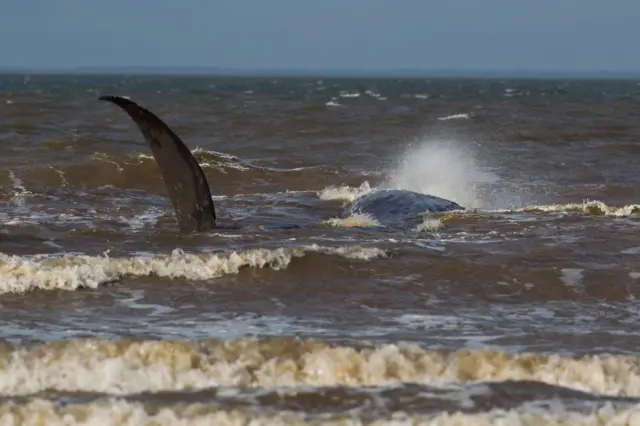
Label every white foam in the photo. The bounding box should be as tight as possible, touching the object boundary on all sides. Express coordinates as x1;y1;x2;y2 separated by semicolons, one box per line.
50;167;68;186
191;148;240;162
7;171;33;209
0;244;387;293
395;314;462;329
414;217;444;232
339;91;360;98
438;113;470;121
91;152;124;172
3;339;640;397
1;205;167;232
116;207;165;231
317;181;373;203
496;201;640;217
325;99;342;107
118;289;177;316
2;399;640;425
322;213;382;228
137;148;251;172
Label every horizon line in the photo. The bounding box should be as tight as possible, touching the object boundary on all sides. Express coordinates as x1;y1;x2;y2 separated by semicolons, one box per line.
1;66;640;79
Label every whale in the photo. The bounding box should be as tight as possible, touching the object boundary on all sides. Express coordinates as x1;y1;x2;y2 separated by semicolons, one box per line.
99;95;464;233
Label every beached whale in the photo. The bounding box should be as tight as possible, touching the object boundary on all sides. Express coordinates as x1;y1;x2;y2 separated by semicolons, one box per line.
344;189;463;227
99;96;464;233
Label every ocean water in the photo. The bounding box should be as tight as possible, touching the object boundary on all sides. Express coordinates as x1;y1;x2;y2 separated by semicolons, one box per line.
0;74;639;424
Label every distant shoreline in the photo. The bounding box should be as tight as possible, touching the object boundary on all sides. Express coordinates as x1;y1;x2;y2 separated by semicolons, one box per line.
1;67;639;80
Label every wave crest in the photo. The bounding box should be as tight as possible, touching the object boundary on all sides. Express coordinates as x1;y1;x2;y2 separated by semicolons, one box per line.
497;200;640;217
0;245;387;294
1;338;640;397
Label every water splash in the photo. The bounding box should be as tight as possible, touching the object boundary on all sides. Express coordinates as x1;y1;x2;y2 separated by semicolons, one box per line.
384;138;495;209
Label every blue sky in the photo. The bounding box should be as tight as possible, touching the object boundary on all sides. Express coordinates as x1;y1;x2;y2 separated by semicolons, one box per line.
0;0;636;71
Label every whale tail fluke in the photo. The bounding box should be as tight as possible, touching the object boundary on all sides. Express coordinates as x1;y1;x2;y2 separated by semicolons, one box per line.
100;95;217;233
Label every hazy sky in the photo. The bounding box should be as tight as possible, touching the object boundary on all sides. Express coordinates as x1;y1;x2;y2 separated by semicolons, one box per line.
0;0;636;71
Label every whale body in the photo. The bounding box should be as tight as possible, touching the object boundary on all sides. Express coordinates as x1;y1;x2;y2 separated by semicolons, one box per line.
344;189;463;227
99;96;464;233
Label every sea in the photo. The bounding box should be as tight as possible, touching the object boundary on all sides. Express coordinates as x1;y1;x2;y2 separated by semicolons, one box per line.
0;74;639;425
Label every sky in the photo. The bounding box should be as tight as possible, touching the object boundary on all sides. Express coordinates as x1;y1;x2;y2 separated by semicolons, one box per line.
0;0;637;72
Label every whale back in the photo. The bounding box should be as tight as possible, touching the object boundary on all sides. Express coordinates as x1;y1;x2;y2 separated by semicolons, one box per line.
100;96;216;233
344;189;463;226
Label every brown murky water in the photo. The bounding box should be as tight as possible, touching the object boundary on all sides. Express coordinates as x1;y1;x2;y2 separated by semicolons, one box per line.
0;74;639;424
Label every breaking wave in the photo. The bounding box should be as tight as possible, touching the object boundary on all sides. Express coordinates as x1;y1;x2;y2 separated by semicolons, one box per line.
497;200;640;217
0;245;387;293
0;401;636;425
1;338;640;396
